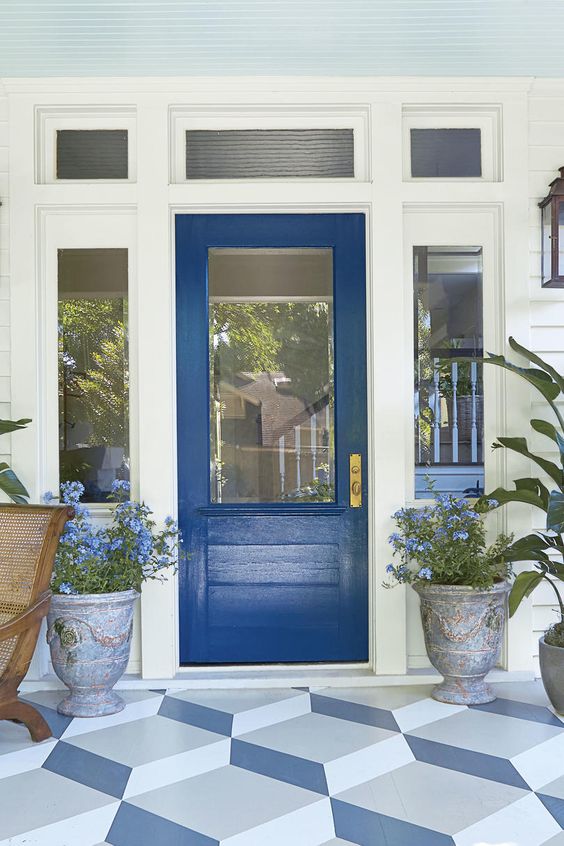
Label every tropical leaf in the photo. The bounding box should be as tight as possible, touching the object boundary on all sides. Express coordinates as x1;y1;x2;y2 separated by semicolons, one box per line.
495;437;563;488
531;419;559;445
536;419;564;469
484;352;561;403
0;418;31;436
508;337;564;395
507;532;552;551
557;432;564;469
546;560;564;581
509;570;544;617
548;490;564;533
479;484;548;512
503;533;552;564
514;478;550;510
0;463;29;503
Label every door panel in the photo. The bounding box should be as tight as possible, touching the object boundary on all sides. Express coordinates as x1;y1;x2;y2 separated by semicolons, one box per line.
176;214;368;664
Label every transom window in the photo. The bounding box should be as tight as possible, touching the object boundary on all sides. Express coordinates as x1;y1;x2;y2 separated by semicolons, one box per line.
186;129;354;180
410;128;482;178
56;130;129;180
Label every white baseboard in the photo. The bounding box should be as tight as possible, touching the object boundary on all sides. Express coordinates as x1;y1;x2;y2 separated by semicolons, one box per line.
20;667;536;692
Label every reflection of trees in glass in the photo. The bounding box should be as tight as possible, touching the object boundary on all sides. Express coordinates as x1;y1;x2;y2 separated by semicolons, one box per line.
74;322;127;446
415;290;433;464
58;298;128;485
210;301;332;403
210;300;334;503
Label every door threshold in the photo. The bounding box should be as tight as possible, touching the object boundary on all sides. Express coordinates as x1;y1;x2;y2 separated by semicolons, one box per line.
21;667;535;692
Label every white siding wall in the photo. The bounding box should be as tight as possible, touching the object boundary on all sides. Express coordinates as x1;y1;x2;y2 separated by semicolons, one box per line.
0;83;11;473
528;89;564;673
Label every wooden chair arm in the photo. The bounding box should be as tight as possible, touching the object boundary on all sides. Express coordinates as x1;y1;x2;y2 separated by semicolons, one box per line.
0;591;51;641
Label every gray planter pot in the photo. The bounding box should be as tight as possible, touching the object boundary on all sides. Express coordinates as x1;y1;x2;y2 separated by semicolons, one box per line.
539;636;564;714
47;590;138;717
414;581;510;705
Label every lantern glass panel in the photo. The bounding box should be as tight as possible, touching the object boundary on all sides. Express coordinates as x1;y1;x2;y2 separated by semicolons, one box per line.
542;202;552;285
559;202;564;278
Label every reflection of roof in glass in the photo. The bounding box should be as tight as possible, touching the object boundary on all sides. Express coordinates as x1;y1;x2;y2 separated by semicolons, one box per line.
221;371;330;446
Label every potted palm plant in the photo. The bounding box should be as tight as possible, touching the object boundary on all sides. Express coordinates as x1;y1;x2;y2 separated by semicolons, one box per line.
478;337;564;713
387;489;512;704
44;480;180;717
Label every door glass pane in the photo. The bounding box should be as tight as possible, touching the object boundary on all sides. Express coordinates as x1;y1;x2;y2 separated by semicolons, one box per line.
414;246;484;499
58;248;129;502
209;248;335;503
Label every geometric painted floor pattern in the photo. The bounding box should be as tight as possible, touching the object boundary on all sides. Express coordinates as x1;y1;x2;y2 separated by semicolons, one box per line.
2;682;564;845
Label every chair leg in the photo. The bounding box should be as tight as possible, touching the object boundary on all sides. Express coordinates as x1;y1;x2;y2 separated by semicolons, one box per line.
0;699;52;742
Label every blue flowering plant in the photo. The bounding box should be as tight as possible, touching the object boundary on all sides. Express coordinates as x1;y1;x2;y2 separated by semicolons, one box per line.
45;480;181;595
386;490;513;590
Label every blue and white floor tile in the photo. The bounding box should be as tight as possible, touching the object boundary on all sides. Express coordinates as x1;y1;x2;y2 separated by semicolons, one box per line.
2;680;564;844
161;686;310;735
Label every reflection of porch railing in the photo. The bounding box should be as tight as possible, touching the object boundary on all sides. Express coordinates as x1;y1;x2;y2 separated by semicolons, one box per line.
415;354;483;495
277;405;333;499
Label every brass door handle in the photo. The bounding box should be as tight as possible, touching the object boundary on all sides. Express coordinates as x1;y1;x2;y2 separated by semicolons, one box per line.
350;453;362;508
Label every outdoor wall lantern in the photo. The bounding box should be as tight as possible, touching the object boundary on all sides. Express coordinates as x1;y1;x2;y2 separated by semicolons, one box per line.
539;166;564;288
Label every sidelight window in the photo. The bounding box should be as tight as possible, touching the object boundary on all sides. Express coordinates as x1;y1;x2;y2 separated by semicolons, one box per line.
58;248;129;502
414;246;484;499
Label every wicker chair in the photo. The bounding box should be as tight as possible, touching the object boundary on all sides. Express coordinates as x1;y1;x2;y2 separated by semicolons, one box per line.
0;505;73;742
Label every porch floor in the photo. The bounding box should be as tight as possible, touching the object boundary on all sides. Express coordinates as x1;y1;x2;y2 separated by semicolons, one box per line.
1;682;564;845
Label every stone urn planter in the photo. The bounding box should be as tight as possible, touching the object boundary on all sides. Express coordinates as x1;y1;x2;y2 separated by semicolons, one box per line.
414;581;510;705
539;636;564;714
47;590;138;717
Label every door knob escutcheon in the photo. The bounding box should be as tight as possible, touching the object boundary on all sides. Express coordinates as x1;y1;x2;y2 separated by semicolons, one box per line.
350;453;362;508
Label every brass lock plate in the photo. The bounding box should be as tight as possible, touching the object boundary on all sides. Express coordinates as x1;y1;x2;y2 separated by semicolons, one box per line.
350;453;362;508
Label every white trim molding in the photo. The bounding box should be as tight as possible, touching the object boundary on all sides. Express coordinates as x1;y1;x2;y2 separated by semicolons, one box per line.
402;103;503;182
169;104;371;184
5;78;534;681
35;105;137;184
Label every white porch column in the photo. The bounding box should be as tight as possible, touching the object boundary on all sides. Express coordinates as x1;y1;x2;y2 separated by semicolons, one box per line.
137;96;177;679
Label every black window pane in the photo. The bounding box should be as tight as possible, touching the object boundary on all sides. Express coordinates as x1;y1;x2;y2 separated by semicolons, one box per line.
186;129;354;179
410;128;481;178
56;130;128;179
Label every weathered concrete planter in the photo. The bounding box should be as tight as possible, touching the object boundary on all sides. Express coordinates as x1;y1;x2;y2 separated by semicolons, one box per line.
414;581;510;705
47;590;138;717
539;636;564;714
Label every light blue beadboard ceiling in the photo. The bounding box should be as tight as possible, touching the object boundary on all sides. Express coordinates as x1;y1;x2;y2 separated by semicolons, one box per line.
1;0;564;78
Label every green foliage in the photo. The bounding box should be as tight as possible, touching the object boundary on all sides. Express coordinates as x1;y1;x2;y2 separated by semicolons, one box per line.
0;418;31;503
74;323;127;446
545;621;564;648
282;466;334;503
480;338;564;635
386;487;512;590
50;481;181;595
58;298;128;489
438;358;482;400
509;571;544;616
211;301;332;403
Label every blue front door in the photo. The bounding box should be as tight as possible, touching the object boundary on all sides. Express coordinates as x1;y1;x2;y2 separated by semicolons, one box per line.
176;214;368;663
